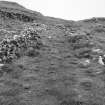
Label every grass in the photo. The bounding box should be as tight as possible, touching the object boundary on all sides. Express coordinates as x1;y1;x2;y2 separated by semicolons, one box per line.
0;1;105;105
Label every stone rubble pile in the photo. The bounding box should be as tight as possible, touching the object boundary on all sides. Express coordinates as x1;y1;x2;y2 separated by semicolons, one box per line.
0;25;43;63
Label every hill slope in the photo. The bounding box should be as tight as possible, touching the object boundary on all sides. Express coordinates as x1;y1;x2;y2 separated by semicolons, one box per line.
0;1;105;105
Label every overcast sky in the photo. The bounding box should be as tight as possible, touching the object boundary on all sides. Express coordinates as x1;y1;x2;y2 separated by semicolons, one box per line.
2;0;105;20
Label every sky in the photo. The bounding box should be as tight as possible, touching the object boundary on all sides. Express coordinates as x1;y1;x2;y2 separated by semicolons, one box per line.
1;0;105;20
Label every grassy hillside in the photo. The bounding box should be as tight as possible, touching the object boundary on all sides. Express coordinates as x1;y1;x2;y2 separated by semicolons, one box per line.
0;1;105;105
